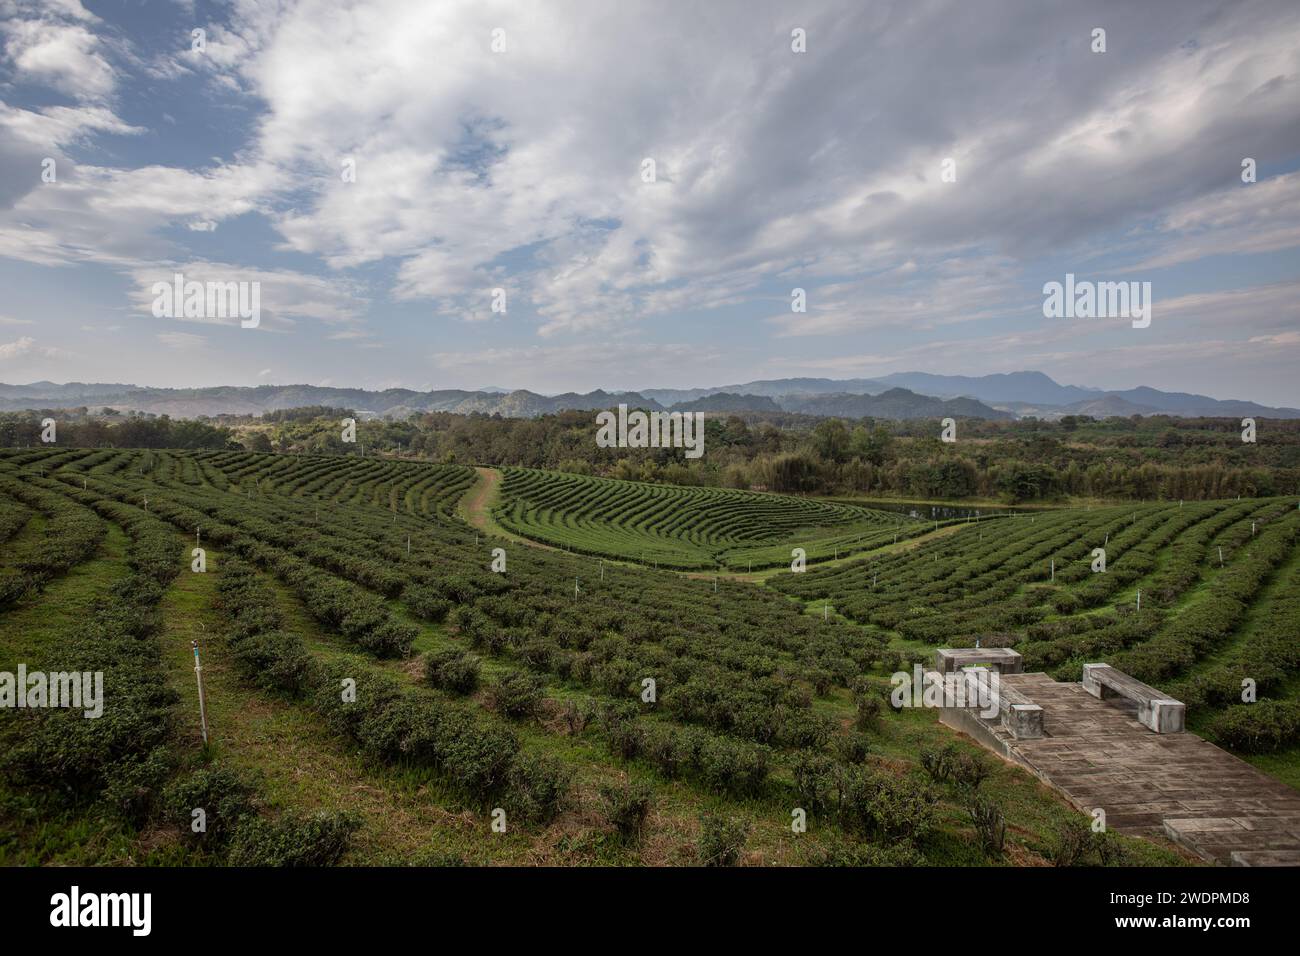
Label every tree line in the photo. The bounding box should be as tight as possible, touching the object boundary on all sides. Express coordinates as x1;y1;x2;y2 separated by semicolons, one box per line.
5;406;1298;503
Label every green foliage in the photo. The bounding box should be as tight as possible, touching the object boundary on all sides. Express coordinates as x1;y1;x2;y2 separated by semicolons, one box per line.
505;751;571;824
697;813;749;867
968;796;1006;858
1208;700;1300;752
491;670;545;721
163;766;260;847
424;648;481;695
600;779;654;843
226;811;360;867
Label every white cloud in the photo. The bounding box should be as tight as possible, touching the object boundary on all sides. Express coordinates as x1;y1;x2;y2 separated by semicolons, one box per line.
0;335;61;360
0;335;36;359
0;6;116;101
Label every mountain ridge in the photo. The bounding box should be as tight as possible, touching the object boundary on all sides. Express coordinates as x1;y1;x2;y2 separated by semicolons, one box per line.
0;374;1294;420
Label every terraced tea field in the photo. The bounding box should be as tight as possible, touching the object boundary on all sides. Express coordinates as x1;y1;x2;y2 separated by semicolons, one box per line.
494;470;1300;769
496;467;933;569
1;446;1293;869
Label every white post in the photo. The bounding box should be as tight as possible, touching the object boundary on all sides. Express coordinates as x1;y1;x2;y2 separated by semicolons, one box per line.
1218;547;1223;567
1051;558;1055;583
192;640;209;746
823;603;829;621
1136;590;1141;613
599;559;604;581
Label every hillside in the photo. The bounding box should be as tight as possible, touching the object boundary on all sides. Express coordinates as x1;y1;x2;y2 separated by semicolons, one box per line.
1;373;1296;421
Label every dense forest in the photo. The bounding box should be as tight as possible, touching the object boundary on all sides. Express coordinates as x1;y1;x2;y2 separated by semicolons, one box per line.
3;407;1298;503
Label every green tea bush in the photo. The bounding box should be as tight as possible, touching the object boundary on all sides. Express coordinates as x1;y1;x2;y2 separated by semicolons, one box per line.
491;670;545;720
424;647;481;695
600;779;654;843
163;765;260;847
505;751;571;824
1208;700;1300;752
226;811;360;867
697;813;749;866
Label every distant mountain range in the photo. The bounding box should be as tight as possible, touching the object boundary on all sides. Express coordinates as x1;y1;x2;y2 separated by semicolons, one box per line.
640;372;1300;420
0;373;1295;421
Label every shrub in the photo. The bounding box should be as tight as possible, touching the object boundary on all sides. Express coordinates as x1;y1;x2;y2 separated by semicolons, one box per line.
854;693;884;731
600;779;654;843
597;702;644;759
640;723;692;778
360;619;419;657
1208;700;1300;753
834;731;871;764
226;811;360;867
437;715;520;799
406;584;453;622
424;648;481;695
163;765;260;847
791;752;837;814
231;630;311;694
505;751;571;824
815;842;924;867
697;813;749;866
696;736;770;796
491;670;545;720
920;744;958;784
968;796;1007;858
952;752;991;793
806;667;835;697
838;765;937;844
102;746;173;827
1047;817;1093;866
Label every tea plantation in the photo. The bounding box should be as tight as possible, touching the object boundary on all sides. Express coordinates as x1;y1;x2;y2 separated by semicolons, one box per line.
4;446;1292;867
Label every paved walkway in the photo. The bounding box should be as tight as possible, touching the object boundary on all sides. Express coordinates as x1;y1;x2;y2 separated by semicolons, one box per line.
998;673;1300;866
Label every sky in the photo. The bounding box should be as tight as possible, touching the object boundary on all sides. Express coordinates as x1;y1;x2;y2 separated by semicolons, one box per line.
1;0;1298;404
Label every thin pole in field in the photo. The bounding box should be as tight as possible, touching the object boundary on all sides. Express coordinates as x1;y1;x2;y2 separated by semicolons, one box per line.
192;640;209;746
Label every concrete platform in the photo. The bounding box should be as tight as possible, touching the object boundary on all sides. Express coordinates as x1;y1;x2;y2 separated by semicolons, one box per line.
967;672;1300;866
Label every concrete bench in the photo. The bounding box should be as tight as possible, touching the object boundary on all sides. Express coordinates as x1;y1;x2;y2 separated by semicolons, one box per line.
934;647;1023;675
959;667;1043;739
1082;663;1184;733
